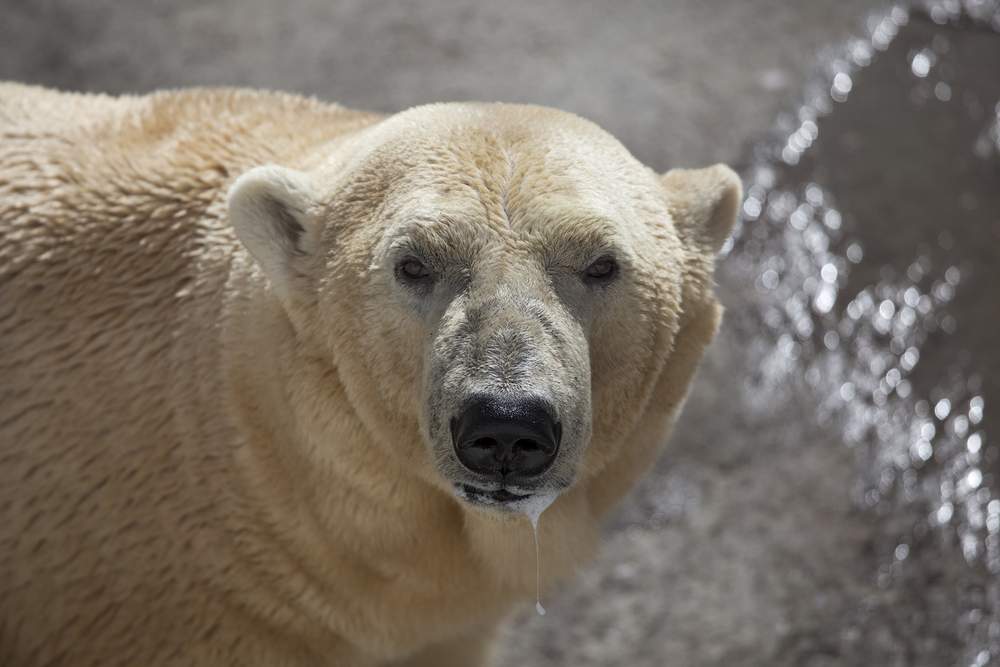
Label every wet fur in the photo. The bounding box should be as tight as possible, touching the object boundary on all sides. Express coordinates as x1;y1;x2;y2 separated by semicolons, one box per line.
0;83;739;666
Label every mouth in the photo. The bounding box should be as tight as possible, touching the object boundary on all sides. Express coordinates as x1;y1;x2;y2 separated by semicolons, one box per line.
456;483;533;508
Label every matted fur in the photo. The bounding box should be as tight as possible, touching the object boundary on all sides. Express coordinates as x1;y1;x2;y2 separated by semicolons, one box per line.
0;83;739;666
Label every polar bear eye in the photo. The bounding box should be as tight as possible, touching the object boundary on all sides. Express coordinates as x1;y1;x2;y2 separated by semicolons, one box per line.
583;256;618;284
395;256;433;283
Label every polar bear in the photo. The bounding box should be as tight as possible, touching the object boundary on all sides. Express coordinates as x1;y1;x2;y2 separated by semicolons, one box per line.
0;83;740;666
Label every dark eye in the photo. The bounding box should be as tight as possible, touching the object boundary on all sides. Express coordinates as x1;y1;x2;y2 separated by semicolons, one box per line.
395;257;433;283
583;256;618;284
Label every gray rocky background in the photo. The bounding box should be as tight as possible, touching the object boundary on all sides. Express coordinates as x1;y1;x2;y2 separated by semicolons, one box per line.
5;1;1000;665
2;0;878;169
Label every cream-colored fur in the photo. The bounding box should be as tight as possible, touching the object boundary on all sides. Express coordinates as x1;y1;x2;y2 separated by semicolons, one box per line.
0;83;740;666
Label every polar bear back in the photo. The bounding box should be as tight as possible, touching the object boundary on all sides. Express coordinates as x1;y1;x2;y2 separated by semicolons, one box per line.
0;85;379;666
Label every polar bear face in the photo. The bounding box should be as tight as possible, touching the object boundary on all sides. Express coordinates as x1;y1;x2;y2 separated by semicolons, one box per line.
228;104;739;514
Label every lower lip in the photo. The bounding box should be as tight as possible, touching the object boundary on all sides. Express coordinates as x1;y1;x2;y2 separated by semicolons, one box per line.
459;484;532;505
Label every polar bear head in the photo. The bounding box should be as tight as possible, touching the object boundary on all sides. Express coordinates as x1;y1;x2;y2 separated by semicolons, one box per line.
228;103;740;514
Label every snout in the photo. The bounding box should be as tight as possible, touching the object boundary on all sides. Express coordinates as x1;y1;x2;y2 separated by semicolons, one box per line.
450;394;561;481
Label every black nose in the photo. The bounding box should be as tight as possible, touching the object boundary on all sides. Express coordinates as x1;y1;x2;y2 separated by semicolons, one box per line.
451;394;561;478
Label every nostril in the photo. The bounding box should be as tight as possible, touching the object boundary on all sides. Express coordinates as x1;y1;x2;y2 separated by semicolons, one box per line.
514;438;541;453
472;437;498;450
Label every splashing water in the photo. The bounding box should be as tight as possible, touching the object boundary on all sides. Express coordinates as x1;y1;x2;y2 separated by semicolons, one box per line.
496;2;1000;665
515;493;559;616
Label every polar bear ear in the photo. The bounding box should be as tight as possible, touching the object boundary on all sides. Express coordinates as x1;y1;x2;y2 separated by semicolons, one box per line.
661;164;742;255
228;165;320;300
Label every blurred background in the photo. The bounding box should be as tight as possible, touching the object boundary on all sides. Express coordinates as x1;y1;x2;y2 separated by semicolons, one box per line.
3;0;998;664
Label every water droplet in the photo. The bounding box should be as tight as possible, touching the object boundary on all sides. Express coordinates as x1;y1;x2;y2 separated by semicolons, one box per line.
743;197;763;219
804;183;824;205
832;72;853;101
912;439;933;461
910;50;934;78
920;421;936;440
518;493;558;617
814;285;837;314
969;396;984;424
821;263;839;283
937;503;954;524
823;209;842;230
